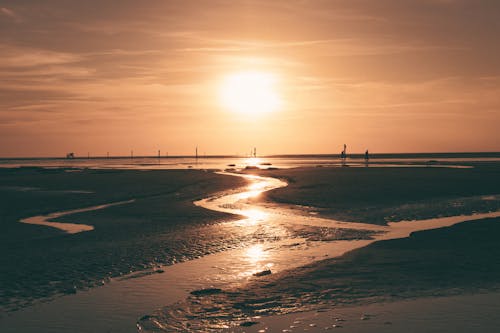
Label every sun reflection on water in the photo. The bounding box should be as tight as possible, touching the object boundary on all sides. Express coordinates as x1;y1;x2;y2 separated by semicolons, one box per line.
234;209;268;226
248;181;268;191
245;157;261;166
234;177;275;200
246;244;265;263
236;190;261;200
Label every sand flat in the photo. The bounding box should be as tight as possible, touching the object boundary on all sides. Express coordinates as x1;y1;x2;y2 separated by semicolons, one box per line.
2;163;500;332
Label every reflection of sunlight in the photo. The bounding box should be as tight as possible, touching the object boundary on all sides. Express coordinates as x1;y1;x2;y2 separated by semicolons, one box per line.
245;157;261;166
236;190;261;200
244;209;268;224
246;244;266;263
234;178;272;200
248;181;268;191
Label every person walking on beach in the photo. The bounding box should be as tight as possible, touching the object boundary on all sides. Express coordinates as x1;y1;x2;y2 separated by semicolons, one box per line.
365;149;369;161
341;144;347;159
340;144;347;166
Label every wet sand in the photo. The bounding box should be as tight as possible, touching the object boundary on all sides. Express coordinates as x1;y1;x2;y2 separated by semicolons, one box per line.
138;216;500;332
138;163;500;332
248;163;500;224
225;291;500;333
0;167;247;312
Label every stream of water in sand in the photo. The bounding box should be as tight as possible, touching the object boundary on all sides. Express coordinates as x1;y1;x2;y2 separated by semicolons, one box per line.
2;171;500;333
20;199;135;233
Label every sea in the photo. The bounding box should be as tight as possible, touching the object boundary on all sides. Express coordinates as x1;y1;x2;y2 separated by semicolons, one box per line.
1;152;499;170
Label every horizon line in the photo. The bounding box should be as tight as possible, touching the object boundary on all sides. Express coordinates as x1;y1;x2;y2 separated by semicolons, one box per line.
1;151;500;160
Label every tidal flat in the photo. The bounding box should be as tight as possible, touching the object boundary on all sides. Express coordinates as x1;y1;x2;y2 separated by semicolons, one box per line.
1;162;500;333
138;162;500;332
247;163;500;224
0;167;247;312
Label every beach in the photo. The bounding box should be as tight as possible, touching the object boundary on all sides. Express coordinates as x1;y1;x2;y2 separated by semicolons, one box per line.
0;167;247;313
246;163;500;224
220;217;500;333
224;291;500;333
1;160;499;332
3;0;500;331
137;162;500;332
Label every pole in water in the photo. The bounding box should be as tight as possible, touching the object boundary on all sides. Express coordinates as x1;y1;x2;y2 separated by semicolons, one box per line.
196;146;198;160
254;147;257;158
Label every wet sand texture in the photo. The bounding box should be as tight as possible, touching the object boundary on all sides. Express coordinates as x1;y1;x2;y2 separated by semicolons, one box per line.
0;168;246;312
139;217;500;332
250;164;500;224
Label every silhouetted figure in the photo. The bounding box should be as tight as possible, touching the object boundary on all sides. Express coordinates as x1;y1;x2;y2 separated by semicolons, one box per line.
340;144;347;159
340;144;347;166
365;149;369;160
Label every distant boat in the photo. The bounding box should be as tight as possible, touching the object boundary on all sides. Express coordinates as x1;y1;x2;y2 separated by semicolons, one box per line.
66;152;75;159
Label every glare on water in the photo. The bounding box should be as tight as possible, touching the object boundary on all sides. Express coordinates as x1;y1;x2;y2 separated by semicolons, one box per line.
245;244;266;263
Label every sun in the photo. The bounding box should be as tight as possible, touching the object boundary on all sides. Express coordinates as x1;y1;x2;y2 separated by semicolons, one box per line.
219;71;282;114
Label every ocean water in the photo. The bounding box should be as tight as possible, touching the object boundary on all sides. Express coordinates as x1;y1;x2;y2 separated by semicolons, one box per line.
1;153;499;170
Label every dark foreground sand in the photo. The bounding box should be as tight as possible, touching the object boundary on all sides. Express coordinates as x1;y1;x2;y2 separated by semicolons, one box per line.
226;291;500;333
0;167;247;312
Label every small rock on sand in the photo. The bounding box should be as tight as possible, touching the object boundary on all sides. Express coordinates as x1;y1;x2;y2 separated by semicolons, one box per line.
240;321;259;327
190;288;222;296
253;269;272;277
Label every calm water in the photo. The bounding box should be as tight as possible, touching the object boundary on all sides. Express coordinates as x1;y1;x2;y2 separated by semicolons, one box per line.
1;153;499;170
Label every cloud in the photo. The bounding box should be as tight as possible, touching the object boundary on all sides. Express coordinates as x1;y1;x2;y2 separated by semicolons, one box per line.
0;44;81;68
1;7;16;19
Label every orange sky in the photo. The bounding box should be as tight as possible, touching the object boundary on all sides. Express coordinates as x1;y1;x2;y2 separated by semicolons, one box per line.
1;1;499;157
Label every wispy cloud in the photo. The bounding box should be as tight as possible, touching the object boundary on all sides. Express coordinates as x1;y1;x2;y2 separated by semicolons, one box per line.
0;44;81;68
1;7;16;19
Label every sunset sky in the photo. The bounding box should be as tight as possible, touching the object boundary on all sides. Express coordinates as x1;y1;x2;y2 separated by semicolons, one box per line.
1;0;499;157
